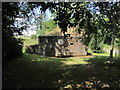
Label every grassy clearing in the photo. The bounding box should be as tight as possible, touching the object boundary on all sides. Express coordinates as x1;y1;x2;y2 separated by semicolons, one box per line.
3;53;120;89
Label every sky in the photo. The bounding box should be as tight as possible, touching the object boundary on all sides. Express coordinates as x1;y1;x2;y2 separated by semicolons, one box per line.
21;7;54;36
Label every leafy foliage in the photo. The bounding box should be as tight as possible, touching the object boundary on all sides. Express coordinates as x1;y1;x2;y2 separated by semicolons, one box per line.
88;34;104;53
36;19;57;35
2;2;36;60
2;2;23;60
94;2;120;58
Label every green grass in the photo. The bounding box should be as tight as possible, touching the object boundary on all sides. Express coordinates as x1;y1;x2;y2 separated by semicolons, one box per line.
22;37;38;53
3;53;120;89
92;52;109;57
61;57;93;65
24;38;38;46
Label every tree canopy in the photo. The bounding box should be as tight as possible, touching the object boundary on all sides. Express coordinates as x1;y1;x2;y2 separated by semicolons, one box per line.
2;2;36;60
2;2;120;60
2;2;22;60
36;19;57;36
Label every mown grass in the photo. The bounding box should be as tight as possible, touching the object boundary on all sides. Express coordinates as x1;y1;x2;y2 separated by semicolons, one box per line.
3;38;120;89
3;52;120;89
24;38;38;46
92;52;109;56
22;37;38;53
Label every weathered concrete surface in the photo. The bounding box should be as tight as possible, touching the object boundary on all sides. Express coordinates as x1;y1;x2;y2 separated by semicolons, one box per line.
26;45;38;54
38;35;87;57
38;36;56;56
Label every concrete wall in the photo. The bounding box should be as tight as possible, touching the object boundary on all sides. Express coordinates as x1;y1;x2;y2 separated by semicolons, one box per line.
38;35;87;57
55;36;87;57
38;36;57;56
26;45;38;54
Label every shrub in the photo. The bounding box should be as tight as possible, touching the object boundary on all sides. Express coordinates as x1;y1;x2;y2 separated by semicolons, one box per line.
2;34;23;61
88;34;104;53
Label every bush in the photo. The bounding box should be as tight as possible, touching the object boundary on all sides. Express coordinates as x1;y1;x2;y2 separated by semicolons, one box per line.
88;34;104;53
2;34;23;61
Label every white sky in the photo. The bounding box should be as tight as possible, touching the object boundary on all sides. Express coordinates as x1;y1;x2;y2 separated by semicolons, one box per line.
22;7;54;36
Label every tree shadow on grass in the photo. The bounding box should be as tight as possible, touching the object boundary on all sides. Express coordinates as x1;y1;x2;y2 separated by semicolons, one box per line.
2;54;120;89
86;56;120;67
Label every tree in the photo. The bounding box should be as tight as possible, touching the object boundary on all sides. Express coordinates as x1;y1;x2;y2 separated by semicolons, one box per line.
95;2;120;58
36;19;57;36
2;2;36;60
2;2;23;60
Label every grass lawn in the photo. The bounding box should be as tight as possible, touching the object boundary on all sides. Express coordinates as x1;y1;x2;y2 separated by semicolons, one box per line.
3;53;120;89
92;52;109;56
3;38;120;89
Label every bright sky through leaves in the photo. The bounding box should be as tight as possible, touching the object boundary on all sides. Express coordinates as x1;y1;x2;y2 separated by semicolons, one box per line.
19;6;54;36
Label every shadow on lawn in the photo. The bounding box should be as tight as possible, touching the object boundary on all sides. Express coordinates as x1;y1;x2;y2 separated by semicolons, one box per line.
86;56;120;67
2;54;120;89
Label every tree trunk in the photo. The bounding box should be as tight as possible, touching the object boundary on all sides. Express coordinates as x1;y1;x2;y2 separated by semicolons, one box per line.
110;30;115;58
110;47;114;58
118;38;120;56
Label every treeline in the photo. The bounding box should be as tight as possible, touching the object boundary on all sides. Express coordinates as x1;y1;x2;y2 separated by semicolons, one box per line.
2;2;120;60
